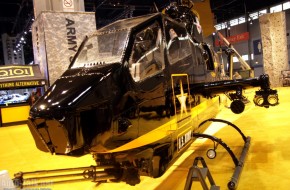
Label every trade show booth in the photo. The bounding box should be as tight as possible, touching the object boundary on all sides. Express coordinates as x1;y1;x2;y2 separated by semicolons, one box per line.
0;64;46;126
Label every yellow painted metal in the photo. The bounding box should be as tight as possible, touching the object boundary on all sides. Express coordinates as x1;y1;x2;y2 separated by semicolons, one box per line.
101;96;219;153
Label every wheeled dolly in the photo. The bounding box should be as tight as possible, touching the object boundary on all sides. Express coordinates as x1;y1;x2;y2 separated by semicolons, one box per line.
193;118;251;190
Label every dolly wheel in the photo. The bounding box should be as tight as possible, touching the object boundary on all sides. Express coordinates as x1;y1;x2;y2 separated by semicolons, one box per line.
230;100;245;114
207;149;216;159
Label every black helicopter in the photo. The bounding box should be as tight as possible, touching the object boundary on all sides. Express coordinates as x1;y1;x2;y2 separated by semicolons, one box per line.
24;0;278;187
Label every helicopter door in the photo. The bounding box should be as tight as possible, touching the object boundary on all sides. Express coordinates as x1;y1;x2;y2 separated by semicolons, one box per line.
129;21;165;107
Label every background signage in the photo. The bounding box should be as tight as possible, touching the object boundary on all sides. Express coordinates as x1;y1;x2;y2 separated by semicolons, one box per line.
0;65;46;90
253;39;262;55
0;66;34;80
63;0;74;12
215;32;249;46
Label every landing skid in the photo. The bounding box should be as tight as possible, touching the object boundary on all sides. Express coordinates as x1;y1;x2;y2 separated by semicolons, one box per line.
193;118;251;190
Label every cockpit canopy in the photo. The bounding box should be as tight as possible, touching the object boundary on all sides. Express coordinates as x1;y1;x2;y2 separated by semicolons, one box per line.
70;13;159;69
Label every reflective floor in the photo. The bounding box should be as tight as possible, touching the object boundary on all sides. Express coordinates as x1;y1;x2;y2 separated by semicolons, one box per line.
0;87;289;190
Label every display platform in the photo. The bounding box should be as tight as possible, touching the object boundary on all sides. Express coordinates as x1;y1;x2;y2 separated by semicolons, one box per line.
0;87;290;190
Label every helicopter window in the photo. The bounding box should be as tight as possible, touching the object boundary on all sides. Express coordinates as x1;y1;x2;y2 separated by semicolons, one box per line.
71;30;129;68
165;21;191;65
129;22;163;82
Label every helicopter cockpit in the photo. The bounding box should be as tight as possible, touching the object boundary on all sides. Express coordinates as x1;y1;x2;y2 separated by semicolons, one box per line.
129;21;164;82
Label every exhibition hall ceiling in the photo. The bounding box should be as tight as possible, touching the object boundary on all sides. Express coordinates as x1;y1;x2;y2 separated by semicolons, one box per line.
0;0;285;34
0;0;287;35
211;0;287;23
0;0;34;35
